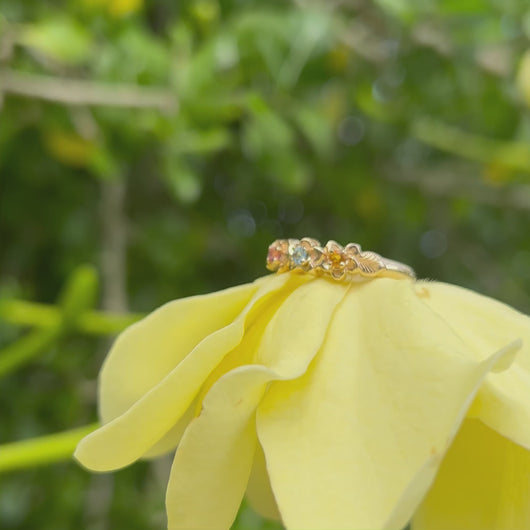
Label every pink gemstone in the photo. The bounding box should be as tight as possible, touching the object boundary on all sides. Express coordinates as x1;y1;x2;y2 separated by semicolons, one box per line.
267;246;282;263
266;241;289;271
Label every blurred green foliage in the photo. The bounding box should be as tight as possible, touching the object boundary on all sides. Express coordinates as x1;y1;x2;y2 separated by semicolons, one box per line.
1;0;530;528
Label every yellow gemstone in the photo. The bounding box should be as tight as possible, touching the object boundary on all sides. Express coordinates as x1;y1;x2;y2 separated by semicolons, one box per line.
329;251;342;265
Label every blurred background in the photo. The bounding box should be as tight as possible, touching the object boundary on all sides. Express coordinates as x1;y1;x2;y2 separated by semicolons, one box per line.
1;0;530;528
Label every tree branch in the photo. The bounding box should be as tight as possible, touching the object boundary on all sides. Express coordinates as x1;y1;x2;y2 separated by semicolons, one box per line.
100;178;129;314
384;163;530;211
0;69;178;112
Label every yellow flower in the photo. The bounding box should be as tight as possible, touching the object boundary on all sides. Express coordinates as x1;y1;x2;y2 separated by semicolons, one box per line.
75;273;530;530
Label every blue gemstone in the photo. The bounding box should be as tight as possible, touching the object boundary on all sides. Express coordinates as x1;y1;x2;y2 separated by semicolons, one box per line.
292;246;309;266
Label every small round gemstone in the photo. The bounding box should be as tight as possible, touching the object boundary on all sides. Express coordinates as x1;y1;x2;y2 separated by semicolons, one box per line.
267;246;281;263
329;250;343;266
266;240;290;271
266;245;283;271
291;246;309;267
321;241;351;279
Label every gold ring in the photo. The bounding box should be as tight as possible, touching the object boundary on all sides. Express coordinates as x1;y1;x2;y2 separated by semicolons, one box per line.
266;238;416;281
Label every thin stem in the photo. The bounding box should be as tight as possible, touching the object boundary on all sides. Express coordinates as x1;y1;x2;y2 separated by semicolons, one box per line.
384;164;530;211
0;299;60;327
0;327;62;378
0;69;178;112
100;178;128;313
412;118;530;173
0;299;143;335
0;423;99;473
77;310;142;335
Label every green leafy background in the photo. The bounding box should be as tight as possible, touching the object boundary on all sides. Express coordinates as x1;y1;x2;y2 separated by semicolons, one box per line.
1;0;530;528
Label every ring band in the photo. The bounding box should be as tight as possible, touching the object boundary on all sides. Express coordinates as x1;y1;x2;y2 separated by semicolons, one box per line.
266;238;415;281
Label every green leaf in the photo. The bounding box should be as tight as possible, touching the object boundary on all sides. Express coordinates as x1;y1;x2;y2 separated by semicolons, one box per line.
372;0;415;22
174;128;232;155
88;146;122;181
271;154;312;193
289;103;334;159
18;17;92;64
243;95;294;157
164;157;202;203
439;0;490;15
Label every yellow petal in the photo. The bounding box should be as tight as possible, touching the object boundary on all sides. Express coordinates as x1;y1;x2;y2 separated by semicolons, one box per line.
166;366;270;530
75;274;290;471
255;277;348;374
245;442;281;521
166;277;348;529
412;418;530;530
146;275;298;459
256;278;519;530
417;281;530;449
145;272;295;461
99;281;258;424
191;280;295;415
142;399;196;459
